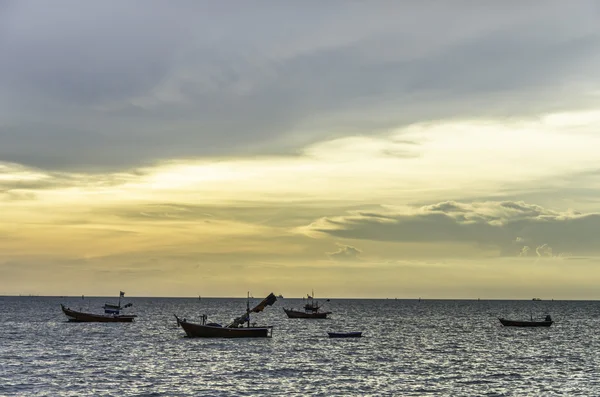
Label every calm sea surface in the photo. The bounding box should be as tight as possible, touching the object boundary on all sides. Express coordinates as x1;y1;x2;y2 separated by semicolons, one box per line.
1;297;599;396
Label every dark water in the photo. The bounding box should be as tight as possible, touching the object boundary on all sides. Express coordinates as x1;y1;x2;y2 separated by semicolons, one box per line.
1;297;599;396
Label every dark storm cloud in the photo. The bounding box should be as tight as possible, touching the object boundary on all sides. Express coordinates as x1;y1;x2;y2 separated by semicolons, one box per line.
1;1;599;170
306;201;600;257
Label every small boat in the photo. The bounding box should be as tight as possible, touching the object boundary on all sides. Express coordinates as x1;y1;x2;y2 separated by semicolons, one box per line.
61;291;137;322
175;292;277;338
532;297;542;301
61;304;137;322
284;291;331;319
328;332;362;338
499;315;553;327
283;308;331;319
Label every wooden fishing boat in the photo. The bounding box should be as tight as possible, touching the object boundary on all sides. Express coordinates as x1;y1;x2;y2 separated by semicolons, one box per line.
61;304;137;322
499;315;553;327
284;308;330;319
328;331;362;338
175;315;273;338
284;291;331;319
175;292;277;338
61;291;137;322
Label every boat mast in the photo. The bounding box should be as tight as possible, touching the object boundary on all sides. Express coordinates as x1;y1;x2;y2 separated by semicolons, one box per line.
247;291;251;328
118;291;123;309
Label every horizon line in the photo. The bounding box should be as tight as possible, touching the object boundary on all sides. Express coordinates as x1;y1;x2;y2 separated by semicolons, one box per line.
0;295;593;301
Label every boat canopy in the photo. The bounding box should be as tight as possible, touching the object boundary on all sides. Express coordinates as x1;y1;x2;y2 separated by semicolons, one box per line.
229;293;277;328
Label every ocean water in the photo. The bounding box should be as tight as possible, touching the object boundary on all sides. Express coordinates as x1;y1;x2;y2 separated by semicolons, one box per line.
1;297;599;396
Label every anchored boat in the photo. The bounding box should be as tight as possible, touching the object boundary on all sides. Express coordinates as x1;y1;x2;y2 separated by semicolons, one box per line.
284;291;331;319
61;291;137;322
175;292;277;338
328;331;362;338
499;315;553;327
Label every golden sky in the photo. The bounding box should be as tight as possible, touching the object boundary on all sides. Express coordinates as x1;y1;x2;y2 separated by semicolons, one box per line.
2;2;600;297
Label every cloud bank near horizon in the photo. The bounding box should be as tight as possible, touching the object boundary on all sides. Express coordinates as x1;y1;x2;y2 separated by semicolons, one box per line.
304;200;600;258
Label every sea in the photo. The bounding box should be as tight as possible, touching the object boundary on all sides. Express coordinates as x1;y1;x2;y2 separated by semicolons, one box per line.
1;296;599;396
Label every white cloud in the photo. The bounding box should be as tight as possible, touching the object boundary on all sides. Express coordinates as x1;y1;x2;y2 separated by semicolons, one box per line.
519;246;531;257
3;109;600;210
327;244;362;261
536;244;554;257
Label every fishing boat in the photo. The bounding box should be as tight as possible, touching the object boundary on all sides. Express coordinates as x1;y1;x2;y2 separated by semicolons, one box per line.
499;315;553;327
175;292;277;338
328;331;362;338
60;291;137;322
61;305;137;322
284;308;331;319
284;291;332;319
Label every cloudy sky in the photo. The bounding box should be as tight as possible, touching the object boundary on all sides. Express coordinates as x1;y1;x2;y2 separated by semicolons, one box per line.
2;1;600;298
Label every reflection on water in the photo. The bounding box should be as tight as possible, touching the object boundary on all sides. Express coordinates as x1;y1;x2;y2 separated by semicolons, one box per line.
1;297;599;396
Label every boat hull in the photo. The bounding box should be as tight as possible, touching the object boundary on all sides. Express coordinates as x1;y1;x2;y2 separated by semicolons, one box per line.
283;308;330;319
61;304;137;323
328;332;362;338
499;318;553;327
176;317;272;338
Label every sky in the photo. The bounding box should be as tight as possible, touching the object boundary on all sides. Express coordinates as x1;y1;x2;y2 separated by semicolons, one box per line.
2;1;600;298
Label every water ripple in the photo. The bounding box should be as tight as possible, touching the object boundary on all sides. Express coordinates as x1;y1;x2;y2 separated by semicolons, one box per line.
2;297;600;395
